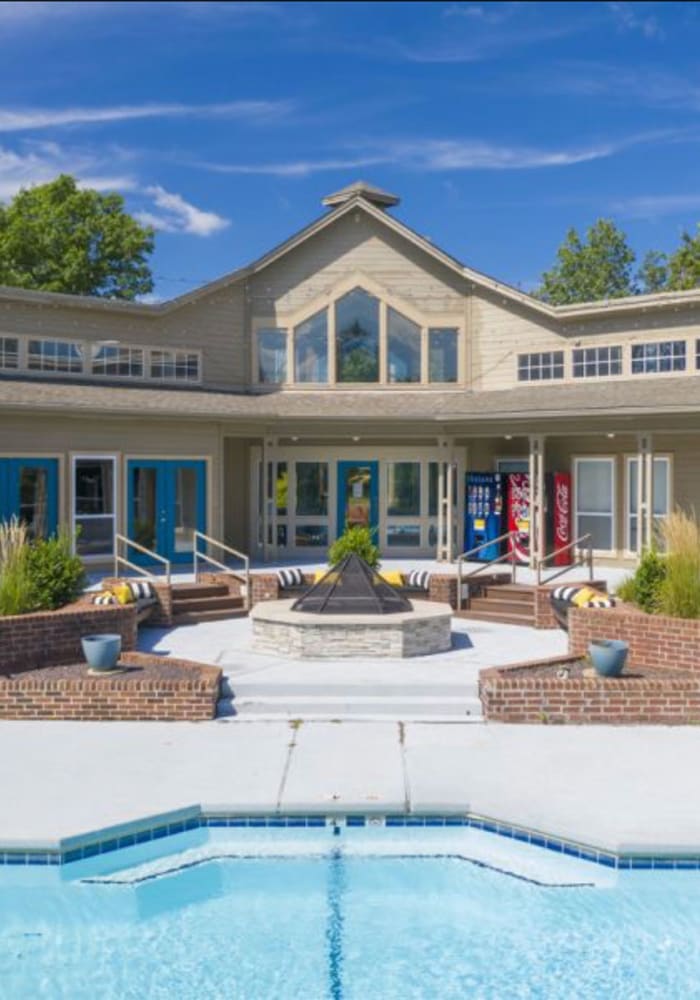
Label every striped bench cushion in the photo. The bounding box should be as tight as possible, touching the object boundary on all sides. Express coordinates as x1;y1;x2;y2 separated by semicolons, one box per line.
93;592;117;606
552;585;615;609
407;570;431;590
277;567;305;589
127;580;155;601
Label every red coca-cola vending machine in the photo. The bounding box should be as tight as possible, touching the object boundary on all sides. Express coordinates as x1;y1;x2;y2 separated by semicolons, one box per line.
506;471;571;565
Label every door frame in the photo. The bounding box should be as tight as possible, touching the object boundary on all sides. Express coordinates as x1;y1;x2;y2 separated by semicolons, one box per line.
336;460;379;541
126;458;208;564
0;456;59;537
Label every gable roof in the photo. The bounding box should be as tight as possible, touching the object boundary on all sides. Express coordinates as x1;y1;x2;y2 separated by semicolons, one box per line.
1;188;700;322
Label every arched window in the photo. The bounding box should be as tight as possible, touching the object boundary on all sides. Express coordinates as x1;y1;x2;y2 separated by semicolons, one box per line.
335;288;379;383
294;309;328;383
387;307;421;383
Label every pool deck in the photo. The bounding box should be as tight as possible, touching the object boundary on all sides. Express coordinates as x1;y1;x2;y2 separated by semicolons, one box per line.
2;607;699;858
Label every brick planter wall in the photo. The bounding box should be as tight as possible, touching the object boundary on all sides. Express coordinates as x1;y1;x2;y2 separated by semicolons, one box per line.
479;656;700;724
534;580;610;630
0;652;221;721
569;605;700;674
428;574;457;608
0;601;137;674
101;577;173;627
250;572;280;606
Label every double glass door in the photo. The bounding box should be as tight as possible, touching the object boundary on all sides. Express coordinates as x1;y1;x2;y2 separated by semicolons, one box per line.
0;458;58;539
337;461;379;538
127;460;206;563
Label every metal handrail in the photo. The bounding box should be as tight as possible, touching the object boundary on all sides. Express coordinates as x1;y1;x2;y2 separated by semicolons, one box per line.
193;531;251;611
456;530;519;611
536;534;593;586
114;534;171;584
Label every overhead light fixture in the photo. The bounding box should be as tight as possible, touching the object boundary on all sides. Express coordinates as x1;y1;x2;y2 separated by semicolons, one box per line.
606;433;616;439
352;435;360;442
504;434;513;441
291;436;299;442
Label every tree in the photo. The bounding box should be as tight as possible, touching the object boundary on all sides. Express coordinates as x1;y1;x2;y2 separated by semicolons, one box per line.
637;249;669;294
666;226;700;291
535;219;636;305
0;174;154;299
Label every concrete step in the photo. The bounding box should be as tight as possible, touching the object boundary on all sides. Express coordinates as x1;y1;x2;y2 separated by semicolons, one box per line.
219;678;479;699
455;609;534;626
171;608;249;625
171;583;230;600
216;694;484;721
171;594;244;613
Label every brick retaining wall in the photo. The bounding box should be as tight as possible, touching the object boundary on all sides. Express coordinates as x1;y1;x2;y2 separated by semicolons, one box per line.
479;655;700;724
0;601;137;673
0;652;220;721
569;605;700;674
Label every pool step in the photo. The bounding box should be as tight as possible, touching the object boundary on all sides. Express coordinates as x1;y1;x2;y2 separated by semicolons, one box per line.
216;693;484;722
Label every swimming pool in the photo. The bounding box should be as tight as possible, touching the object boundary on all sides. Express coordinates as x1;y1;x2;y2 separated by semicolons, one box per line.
3;823;700;999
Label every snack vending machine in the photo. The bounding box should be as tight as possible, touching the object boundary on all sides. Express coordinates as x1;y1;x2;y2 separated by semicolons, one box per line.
464;472;505;561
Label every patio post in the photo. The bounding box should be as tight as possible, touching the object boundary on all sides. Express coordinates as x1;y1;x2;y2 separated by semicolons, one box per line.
636;432;654;554
528;435;545;569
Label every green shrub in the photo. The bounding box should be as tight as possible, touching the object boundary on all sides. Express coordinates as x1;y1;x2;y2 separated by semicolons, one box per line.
0;518;33;616
657;509;700;619
25;530;86;610
328;524;380;568
616;548;667;614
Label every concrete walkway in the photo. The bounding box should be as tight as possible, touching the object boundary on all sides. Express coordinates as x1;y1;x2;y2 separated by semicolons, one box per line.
2;718;700;855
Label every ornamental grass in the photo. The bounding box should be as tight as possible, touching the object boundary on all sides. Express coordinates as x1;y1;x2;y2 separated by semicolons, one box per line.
658;508;700;619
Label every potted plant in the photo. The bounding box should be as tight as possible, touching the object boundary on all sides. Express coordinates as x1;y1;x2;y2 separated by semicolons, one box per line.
588;639;629;677
81;633;122;672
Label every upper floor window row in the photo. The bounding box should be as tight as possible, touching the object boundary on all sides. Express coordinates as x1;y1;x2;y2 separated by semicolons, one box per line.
0;337;201;383
256;287;460;386
519;339;700;382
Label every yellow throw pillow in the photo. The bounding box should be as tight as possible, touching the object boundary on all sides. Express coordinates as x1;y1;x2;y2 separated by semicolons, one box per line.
380;570;404;587
571;586;603;607
113;582;135;605
314;570;326;583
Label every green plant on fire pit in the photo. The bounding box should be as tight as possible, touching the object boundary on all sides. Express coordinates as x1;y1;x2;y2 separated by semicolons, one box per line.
328;524;380;569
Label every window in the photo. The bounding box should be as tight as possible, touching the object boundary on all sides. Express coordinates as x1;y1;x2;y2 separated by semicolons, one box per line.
28;339;83;373
257;329;287;384
574;457;615;552
150;350;200;382
92;344;144;378
626;456;670;553
631;340;686;374
73;457;116;557
517;351;564;382
295;462;329;517
387;462;421;516
0;337;18;369
387;308;421;383
696;339;700;369
429;328;458;383
294;310;328;383
572;346;622;378
336;288;379;383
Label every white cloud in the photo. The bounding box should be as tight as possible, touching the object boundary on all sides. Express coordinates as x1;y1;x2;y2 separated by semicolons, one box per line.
610;193;700;219
137;185;229;236
200;155;388;178
0;100;293;133
0;141;130;199
607;2;664;39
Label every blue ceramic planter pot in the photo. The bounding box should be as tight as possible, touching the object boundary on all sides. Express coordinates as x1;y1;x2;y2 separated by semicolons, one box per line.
81;633;122;672
588;639;629;677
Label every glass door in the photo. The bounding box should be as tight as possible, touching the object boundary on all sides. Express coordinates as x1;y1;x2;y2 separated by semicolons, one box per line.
336;461;378;540
0;458;58;539
127;460;206;563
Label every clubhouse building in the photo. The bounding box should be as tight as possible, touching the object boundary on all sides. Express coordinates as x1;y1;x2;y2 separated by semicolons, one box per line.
0;180;698;572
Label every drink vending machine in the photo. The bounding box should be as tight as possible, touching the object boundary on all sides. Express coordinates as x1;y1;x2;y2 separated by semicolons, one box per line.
506;471;572;566
464;472;505;561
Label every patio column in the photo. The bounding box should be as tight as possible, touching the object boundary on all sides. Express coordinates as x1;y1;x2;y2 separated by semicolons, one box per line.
436;437;456;562
636;432;654;555
528;435;545;568
262;435;279;563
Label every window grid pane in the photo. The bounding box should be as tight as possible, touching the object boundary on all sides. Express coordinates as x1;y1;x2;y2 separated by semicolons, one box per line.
28;339;83;373
257;329;287;384
386;462;421;516
0;337;19;369
294;310;328;383
517;351;564;382
429;329;458;383
92;345;144;378
572;345;622;378
335;288;380;383
387;307;421;383
150;350;200;382
631;340;686;374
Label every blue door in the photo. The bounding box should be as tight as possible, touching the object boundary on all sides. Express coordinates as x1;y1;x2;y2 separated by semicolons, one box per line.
0;458;58;538
336;461;379;540
127;460;206;564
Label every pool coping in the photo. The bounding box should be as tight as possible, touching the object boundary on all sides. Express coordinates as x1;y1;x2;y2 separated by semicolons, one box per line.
3;805;700;871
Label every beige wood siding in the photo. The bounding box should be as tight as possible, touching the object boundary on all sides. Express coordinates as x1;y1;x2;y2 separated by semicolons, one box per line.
223;437;253;552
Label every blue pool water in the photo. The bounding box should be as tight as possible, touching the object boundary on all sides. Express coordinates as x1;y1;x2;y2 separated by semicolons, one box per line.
3;826;700;999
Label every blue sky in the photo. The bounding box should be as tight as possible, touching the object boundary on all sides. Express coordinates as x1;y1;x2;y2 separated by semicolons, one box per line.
1;0;699;298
